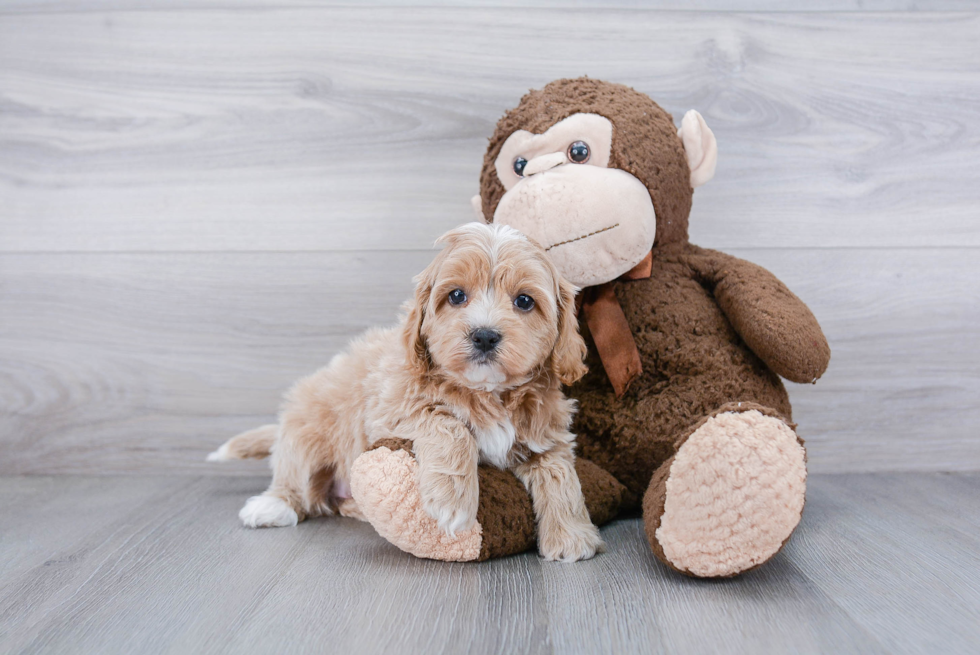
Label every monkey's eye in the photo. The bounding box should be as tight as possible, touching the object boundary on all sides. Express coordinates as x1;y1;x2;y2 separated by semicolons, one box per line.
514;294;535;312
448;289;467;306
568;141;590;163
513;157;528;177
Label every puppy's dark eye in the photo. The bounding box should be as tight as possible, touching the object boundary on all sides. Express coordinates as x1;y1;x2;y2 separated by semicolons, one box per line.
568;141;590;163
448;289;467;306
514;294;535;311
513;157;527;177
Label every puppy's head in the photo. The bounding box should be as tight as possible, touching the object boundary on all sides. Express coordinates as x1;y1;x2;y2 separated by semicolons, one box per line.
404;222;586;391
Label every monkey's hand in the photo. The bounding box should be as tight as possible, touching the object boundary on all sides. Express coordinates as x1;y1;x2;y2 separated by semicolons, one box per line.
705;252;830;383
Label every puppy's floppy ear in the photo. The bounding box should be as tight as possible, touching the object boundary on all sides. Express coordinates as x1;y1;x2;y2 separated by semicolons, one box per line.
404;225;477;372
403;260;437;374
552;276;588;386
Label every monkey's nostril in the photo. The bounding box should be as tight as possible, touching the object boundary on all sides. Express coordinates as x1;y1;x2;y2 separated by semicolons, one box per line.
471;328;502;354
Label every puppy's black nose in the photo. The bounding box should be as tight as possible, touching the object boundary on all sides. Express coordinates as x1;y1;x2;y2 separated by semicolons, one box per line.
471;328;501;353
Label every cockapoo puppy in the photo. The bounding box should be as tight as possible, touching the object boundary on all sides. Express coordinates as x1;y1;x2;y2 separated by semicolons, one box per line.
208;222;604;562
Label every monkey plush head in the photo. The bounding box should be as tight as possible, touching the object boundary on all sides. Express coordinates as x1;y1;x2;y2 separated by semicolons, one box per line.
475;78;717;288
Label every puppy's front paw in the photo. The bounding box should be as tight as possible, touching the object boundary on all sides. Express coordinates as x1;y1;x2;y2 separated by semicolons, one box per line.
419;472;478;537
538;520;605;563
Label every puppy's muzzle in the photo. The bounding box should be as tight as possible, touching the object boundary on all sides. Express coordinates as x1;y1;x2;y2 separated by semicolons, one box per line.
470;327;502;354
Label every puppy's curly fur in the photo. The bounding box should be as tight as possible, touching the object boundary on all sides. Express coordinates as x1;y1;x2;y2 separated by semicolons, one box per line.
210;223;603;562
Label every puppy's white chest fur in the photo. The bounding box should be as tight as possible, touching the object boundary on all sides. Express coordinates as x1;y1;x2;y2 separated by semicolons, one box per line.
474;419;516;469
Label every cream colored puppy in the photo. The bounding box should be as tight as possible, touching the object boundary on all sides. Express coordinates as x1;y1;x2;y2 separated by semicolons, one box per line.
209;222;604;562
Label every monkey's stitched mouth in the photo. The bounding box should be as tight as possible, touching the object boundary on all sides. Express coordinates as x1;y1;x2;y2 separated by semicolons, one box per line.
545;223;620;252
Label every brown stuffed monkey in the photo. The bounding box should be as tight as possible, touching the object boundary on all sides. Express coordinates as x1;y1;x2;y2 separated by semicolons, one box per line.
350;78;830;577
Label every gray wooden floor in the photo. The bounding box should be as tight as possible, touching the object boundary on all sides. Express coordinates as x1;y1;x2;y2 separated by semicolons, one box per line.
1;472;978;655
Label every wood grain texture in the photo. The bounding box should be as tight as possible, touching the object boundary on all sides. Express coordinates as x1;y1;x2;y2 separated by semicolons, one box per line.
2;1;978;14
2;247;978;475
1;10;979;252
0;472;977;654
1;6;978;475
791;473;980;654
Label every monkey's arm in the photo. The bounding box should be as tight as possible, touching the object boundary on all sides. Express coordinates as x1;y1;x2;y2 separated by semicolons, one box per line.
693;250;830;383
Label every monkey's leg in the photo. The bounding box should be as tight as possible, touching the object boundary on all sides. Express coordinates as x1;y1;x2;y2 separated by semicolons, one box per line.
643;403;807;578
349;438;625;562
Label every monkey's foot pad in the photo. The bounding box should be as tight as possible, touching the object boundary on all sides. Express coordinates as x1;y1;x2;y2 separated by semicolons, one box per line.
655;410;807;577
350;446;483;562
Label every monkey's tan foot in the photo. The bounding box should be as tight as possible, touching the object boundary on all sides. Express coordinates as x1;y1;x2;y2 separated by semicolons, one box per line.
643;408;807;577
350;439;625;562
350;440;482;561
350;439;535;562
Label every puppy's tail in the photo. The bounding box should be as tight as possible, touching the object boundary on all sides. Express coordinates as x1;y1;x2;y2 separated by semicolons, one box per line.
206;424;277;462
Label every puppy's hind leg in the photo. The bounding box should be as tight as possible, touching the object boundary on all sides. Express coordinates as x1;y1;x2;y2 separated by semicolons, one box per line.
206;425;302;528
240;402;349;528
207;424;277;462
239;447;313;529
239;493;301;528
239;447;328;529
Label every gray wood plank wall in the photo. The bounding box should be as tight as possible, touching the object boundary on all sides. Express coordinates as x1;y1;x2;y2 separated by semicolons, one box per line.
1;4;978;474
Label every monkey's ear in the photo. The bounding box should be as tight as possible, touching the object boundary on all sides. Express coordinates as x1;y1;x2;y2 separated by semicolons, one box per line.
678;110;718;188
470;194;487;222
552;277;588;386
